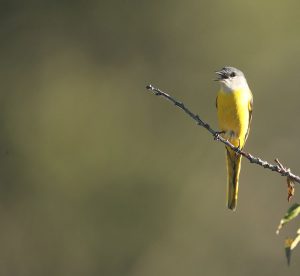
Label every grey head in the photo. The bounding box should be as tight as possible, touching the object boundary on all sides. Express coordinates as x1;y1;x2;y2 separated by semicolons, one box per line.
215;66;249;92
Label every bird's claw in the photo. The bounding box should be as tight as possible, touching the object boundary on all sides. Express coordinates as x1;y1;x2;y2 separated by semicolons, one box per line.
214;131;225;140
234;139;242;154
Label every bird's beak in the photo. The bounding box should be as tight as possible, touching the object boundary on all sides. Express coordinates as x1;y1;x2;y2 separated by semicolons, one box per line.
214;71;224;81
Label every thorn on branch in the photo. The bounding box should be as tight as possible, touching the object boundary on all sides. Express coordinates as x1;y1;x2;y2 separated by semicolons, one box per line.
275;158;285;171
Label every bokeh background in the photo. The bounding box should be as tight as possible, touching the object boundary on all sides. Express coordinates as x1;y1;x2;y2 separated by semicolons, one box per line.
1;0;300;275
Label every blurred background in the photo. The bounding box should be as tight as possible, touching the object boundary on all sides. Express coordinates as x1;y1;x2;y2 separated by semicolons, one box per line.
1;0;300;275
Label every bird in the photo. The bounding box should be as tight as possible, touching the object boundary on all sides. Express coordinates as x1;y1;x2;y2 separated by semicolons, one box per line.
215;66;253;211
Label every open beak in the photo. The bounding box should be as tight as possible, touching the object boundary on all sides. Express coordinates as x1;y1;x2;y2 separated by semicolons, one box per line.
214;71;224;81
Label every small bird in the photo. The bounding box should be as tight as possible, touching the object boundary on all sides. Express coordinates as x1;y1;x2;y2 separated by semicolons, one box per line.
215;66;253;211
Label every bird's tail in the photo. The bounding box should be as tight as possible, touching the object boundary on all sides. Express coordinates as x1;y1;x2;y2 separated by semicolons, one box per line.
226;147;242;211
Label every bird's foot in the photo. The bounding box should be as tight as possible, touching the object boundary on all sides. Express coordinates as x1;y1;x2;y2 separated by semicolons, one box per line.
234;139;242;155
214;130;225;141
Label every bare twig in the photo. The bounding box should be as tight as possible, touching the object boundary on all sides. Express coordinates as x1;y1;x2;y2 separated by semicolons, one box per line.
146;84;300;185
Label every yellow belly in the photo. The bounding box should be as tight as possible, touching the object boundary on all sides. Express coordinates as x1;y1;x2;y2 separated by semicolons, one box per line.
217;89;251;147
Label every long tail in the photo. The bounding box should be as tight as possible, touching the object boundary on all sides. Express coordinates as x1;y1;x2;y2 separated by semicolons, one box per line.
226;147;242;211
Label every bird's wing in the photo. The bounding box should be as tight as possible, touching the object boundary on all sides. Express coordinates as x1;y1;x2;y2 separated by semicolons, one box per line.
244;94;253;143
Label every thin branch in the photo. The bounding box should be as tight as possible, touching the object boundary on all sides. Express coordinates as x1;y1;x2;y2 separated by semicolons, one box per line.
146;84;300;185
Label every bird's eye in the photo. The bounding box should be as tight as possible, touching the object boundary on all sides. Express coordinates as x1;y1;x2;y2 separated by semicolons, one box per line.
230;72;236;77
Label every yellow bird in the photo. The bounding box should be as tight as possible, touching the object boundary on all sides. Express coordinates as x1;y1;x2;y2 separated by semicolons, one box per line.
215;66;253;211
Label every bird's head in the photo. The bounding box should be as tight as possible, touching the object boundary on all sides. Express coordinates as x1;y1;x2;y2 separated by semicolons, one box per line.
215;66;249;92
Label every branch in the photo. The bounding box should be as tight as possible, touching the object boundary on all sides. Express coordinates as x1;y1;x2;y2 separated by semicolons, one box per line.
146;84;300;185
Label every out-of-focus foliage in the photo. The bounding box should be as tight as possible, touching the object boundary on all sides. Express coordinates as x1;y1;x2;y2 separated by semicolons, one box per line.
277;203;300;234
290;229;300;251
277;204;300;265
1;0;300;275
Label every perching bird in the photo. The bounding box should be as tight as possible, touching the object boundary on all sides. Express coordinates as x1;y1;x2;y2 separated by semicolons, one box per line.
215;66;253;211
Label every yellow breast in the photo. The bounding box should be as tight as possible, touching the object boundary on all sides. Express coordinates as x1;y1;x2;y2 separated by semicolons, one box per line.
217;89;251;147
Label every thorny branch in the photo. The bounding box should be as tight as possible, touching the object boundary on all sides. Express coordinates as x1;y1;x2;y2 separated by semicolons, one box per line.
146;84;300;186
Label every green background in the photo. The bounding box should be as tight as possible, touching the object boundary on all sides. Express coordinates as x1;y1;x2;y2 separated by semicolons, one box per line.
1;0;300;275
